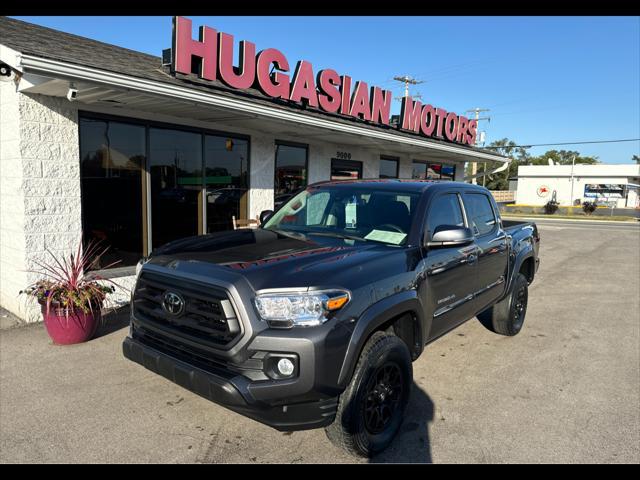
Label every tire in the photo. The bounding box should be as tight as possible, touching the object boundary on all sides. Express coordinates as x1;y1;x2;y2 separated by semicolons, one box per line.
325;331;412;458
478;272;529;336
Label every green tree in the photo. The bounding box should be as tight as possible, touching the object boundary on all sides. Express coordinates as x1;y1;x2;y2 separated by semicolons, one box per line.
528;150;599;165
633;154;640;164
471;138;530;190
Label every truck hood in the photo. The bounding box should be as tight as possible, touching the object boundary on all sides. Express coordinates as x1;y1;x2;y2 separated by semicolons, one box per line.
147;228;408;292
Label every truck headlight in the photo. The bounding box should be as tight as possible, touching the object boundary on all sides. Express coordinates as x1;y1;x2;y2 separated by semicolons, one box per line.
254;289;350;328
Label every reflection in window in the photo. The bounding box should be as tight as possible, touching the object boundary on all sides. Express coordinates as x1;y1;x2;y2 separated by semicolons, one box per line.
80;118;145;269
331;159;362;180
205;135;249;233
275;143;307;205
412;161;456;181
464;193;496;236
441;164;456;181
412;161;427;179
427;163;441;179
379;157;399;178
149;128;202;249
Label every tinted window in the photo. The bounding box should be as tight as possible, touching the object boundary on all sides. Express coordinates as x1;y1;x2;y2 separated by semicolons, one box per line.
149;128;202;248
379;157;399;178
412;161;427;179
205;135;249;233
441;164;456;181
275;143;307;198
464;193;496;236
80;118;145;269
427;194;465;238
331;159;362;180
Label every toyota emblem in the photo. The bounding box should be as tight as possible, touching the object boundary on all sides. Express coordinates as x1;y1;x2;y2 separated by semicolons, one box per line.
162;291;185;316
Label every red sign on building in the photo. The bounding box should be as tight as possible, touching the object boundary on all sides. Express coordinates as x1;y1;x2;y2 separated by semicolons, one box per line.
172;16;477;146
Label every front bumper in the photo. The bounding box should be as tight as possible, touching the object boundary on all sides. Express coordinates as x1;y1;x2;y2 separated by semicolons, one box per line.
122;335;339;431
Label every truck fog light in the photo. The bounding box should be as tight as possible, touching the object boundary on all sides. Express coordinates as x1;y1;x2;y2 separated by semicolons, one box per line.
277;358;295;376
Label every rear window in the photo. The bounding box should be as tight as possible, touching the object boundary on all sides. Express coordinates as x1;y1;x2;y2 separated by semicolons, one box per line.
463;193;496;236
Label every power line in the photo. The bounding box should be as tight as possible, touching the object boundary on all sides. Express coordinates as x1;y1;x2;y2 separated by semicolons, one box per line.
392;75;424;101
483;138;640;149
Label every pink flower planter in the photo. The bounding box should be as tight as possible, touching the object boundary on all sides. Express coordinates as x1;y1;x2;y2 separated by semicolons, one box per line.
40;303;101;345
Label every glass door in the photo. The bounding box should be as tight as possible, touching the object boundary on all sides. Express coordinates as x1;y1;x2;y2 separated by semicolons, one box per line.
149;128;203;248
204;135;249;232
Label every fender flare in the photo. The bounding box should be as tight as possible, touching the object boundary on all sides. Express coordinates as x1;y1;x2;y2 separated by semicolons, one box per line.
505;243;534;296
336;290;429;388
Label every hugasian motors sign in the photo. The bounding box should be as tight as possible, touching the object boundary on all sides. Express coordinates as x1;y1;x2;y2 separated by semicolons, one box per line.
170;16;478;147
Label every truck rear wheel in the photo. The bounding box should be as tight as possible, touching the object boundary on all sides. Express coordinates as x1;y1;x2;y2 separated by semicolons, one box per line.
479;272;529;336
325;331;412;458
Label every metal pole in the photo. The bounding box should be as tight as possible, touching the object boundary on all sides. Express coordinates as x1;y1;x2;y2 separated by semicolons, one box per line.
569;155;575;206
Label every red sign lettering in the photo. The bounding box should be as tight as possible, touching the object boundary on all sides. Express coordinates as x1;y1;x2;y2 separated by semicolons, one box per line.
171;16;476;147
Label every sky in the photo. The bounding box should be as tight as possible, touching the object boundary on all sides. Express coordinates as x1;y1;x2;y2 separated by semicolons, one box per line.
12;16;640;164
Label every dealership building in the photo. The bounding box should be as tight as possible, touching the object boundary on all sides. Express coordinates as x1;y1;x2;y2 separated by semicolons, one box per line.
515;164;640;208
0;16;509;322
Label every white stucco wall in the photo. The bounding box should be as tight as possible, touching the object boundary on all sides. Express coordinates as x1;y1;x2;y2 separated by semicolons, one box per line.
515;165;640;207
0;80;28;318
0;87;84;322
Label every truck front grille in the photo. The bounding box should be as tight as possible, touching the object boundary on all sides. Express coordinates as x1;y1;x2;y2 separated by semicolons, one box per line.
132;271;242;348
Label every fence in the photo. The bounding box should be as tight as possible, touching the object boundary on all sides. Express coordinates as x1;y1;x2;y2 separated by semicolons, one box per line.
489;190;516;203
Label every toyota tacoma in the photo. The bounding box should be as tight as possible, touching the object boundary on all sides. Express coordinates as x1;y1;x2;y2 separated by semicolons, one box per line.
123;179;540;457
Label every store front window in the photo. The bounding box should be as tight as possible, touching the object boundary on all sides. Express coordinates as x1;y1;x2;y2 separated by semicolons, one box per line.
205;135;249;232
149;128;202;249
412;161;456;181
79;113;250;269
80;118;145;269
275;142;307;208
379;156;399;178
331;159;363;181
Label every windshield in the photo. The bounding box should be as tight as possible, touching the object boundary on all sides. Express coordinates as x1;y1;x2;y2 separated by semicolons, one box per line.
262;185;421;246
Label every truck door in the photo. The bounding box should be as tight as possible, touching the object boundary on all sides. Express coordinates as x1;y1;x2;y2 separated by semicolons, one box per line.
462;192;509;312
420;192;479;339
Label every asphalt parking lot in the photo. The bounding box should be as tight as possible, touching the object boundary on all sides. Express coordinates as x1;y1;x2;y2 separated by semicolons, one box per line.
1;219;638;463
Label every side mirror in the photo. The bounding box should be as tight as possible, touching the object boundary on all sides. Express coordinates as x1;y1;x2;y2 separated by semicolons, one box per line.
426;226;474;248
260;210;274;225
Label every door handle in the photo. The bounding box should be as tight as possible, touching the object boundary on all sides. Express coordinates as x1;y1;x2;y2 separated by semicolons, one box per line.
460;253;477;265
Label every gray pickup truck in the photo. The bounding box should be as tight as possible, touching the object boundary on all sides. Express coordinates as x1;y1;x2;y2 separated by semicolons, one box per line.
123;179;540;457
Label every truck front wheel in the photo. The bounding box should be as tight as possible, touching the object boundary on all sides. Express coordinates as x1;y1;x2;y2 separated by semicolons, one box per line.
479;272;529;336
325;331;412;458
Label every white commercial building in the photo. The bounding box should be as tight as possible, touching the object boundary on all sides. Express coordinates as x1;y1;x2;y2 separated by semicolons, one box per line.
0;16;508;322
515;164;640;208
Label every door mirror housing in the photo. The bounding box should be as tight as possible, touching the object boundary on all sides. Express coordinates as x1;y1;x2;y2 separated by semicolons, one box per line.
260;210;274;225
426;226;474;248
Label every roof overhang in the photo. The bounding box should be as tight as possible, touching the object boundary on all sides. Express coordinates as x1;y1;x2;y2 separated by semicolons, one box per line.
8;52;509;165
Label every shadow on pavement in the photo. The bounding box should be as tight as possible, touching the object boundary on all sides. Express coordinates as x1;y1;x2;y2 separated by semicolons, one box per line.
94;305;130;339
370;383;434;463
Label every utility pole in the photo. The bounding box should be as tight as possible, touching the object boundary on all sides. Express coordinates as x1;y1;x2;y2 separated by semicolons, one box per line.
569;154;576;206
393;75;424;101
466;108;491;185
